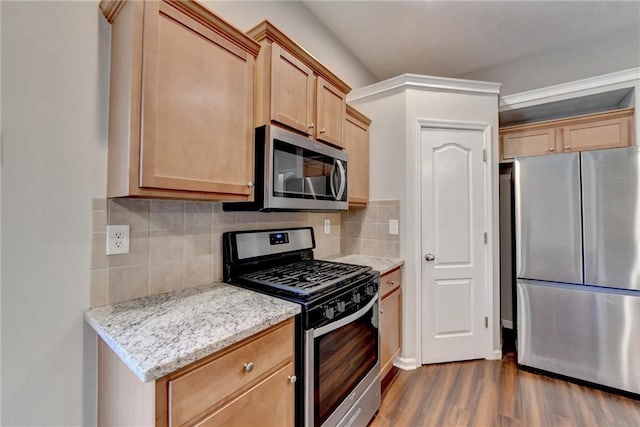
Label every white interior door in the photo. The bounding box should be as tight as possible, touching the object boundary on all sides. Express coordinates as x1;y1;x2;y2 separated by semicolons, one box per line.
421;126;489;364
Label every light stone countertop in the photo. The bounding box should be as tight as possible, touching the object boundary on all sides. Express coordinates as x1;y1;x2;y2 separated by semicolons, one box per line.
328;254;404;275
85;282;300;383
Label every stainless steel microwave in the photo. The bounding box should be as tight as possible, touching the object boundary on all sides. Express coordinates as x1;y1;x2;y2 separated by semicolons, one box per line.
223;125;348;212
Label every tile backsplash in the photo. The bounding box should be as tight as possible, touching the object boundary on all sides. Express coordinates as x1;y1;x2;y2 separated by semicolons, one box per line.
341;200;401;258
90;198;341;307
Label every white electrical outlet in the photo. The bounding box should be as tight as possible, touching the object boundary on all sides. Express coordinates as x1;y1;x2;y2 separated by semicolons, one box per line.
323;219;331;234
389;219;399;235
106;225;130;255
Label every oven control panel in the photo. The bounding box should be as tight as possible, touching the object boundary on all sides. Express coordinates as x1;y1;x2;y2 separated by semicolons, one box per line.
307;275;379;329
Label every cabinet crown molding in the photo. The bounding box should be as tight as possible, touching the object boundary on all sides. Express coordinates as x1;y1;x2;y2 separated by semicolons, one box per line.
100;0;261;56
348;73;501;102
346;104;372;126
247;20;351;94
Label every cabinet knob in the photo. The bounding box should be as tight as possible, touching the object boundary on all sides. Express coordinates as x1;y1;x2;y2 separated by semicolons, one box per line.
548;147;555;152
243;362;254;373
288;375;297;384
564;145;570;150
246;181;254;188
388;280;395;286
308;123;315;129
425;253;436;262
319;128;326;134
380;308;384;314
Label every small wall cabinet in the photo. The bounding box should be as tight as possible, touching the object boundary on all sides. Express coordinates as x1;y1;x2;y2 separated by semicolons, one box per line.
500;108;634;162
380;267;402;384
344;105;371;206
98;319;295;426
248;21;350;148
101;0;260;201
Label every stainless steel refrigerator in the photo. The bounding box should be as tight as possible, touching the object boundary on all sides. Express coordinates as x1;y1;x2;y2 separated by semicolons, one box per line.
515;146;640;394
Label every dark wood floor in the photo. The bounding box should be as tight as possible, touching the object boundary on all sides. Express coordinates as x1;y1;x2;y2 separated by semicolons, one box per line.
371;355;640;427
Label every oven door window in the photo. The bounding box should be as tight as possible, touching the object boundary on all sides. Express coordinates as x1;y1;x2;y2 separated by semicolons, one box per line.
273;139;347;202
314;304;378;425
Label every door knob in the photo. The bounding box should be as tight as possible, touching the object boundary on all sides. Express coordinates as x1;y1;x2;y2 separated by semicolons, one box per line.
425;253;435;262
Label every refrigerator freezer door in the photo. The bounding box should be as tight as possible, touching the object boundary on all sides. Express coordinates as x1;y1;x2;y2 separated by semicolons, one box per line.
517;279;640;394
582;146;640;291
514;153;583;284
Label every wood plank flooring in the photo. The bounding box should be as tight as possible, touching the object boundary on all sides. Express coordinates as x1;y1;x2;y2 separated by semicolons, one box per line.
370;355;640;426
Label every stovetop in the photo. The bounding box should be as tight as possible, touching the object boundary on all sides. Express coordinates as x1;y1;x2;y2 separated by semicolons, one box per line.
239;260;371;296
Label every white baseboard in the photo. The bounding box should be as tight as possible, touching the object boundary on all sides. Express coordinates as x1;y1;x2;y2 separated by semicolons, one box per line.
501;319;513;329
393;356;418;370
487;349;502;360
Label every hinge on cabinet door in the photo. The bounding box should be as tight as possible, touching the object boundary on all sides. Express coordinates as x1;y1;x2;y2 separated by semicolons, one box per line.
483;149;487;162
484;232;488;244
485;316;488;328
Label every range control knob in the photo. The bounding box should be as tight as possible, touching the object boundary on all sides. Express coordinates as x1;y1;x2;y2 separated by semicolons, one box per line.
365;285;375;296
336;301;346;312
352;292;361;304
324;306;335;320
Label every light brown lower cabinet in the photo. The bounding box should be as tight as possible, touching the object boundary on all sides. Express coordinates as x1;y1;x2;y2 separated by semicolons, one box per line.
98;318;295;426
380;267;402;381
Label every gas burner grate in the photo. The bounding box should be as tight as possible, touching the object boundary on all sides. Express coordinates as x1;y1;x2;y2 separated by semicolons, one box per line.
240;260;371;295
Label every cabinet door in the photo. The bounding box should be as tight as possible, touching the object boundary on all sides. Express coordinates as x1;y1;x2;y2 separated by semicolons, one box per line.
344;110;369;205
316;76;346;148
139;1;254;197
380;287;401;380
501;128;556;160
270;43;315;135
562;116;631;153
195;363;295;427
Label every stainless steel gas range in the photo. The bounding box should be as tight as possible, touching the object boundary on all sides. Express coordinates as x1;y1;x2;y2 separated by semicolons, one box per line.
223;227;381;427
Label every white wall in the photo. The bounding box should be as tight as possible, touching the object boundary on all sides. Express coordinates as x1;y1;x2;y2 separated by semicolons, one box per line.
0;1;375;424
0;0;3;419
463;26;640;96
207;1;377;89
1;1;108;424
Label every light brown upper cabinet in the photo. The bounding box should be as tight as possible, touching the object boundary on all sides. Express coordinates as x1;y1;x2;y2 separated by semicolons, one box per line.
500;108;634;162
248;21;350;148
344;105;371;206
100;0;260;201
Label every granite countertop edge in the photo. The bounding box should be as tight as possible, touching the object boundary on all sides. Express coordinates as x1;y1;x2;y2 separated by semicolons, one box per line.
326;254;404;275
85;282;300;383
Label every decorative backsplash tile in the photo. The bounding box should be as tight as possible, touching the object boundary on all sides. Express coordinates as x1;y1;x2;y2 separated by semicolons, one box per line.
341;200;401;259
90;198;343;307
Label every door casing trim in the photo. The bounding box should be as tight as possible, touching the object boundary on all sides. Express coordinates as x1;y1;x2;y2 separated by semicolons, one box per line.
414;118;497;365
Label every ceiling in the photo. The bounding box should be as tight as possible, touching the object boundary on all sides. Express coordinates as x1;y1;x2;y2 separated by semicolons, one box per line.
304;1;640;81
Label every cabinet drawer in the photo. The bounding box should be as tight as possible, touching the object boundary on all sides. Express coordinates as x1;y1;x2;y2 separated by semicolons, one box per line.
194;363;295;427
380;268;401;297
168;320;293;426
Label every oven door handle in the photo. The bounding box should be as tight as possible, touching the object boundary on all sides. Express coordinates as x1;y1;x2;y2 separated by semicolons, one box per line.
313;293;378;338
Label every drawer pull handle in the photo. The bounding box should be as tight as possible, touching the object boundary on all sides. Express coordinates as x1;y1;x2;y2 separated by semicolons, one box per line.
288;375;297;384
243;362;254;373
308;123;315;129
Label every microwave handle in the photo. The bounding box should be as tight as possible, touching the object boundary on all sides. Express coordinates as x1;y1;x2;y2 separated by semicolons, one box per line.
335;160;346;200
329;162;338;199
